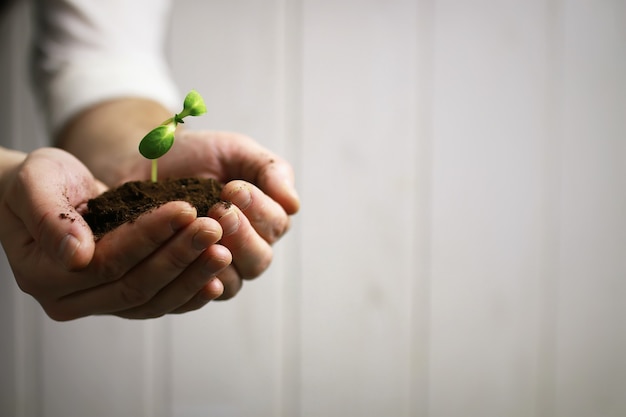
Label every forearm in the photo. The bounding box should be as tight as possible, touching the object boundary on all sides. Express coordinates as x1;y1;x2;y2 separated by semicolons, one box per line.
56;98;173;186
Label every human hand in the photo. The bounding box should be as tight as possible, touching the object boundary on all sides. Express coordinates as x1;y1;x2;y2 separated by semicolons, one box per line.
0;148;231;320
55;99;299;300
147;130;300;299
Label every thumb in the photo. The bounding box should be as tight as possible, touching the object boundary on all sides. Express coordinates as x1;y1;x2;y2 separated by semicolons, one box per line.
5;148;98;270
216;133;300;215
252;157;300;215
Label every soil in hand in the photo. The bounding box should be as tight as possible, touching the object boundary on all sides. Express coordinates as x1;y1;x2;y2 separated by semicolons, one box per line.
82;177;226;238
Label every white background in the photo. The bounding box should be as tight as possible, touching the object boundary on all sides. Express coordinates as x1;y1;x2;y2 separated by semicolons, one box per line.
1;0;625;416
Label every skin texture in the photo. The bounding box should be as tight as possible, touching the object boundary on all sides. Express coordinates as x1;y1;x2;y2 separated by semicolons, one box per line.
0;98;299;321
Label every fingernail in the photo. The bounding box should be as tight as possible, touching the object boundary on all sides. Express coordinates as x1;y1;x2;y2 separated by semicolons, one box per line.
229;186;252;210
283;180;301;212
170;208;197;232
202;247;231;276
218;210;240;236
58;234;81;269
192;229;217;251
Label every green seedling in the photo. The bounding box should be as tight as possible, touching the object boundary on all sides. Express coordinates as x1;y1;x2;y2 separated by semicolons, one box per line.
139;90;207;182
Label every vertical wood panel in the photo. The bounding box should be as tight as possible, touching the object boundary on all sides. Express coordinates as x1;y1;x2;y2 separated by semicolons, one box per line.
428;1;553;415
555;1;626;415
40;320;164;417
535;2;563;415
411;0;435;416
299;1;418;415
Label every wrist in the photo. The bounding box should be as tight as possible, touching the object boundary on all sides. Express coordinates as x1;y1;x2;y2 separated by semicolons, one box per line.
56;98;173;186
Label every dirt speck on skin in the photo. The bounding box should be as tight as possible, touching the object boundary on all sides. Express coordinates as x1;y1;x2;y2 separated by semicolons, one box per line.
82;177;226;239
59;213;76;222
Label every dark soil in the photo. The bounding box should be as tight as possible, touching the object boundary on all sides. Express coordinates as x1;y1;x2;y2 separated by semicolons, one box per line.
81;177;227;239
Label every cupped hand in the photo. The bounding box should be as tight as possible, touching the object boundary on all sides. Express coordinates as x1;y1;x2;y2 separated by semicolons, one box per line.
152;130;300;299
0;148;231;320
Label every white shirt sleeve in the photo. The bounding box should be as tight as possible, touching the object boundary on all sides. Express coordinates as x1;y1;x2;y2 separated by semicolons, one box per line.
31;0;180;136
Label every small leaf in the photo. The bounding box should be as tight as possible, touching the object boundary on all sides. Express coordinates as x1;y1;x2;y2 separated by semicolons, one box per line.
183;90;207;116
138;125;175;159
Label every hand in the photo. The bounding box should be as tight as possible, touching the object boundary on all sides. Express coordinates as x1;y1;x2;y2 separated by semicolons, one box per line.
151;130;300;299
56;99;300;301
0;148;231;320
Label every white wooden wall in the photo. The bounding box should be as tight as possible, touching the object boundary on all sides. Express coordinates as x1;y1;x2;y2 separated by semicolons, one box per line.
1;1;625;416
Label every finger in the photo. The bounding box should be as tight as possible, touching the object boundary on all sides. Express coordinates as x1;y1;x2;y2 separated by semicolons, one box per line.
221;135;300;215
116;243;231;319
247;155;300;215
213;265;244;300
209;203;273;280
84;201;198;287
61;214;220;317
170;277;225;314
221;180;290;244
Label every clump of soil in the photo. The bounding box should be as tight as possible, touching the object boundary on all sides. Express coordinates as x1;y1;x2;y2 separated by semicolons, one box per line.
82;177;226;238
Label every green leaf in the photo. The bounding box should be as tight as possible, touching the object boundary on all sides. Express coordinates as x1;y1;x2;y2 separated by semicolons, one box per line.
138;125;175;159
183;90;207;116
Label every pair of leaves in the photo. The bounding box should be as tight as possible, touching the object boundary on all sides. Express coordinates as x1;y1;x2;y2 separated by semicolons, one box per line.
138;90;207;160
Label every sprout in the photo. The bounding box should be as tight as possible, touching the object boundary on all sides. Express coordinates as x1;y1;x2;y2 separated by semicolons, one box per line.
139;90;207;182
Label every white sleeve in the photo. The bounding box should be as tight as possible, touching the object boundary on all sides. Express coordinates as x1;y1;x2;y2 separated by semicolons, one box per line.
31;0;180;136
